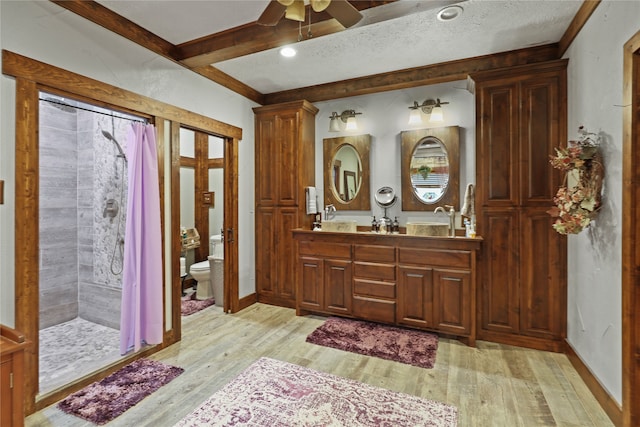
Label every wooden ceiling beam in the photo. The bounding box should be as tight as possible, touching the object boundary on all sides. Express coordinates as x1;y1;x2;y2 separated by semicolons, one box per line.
49;0;264;105
263;44;561;104
176;1;395;67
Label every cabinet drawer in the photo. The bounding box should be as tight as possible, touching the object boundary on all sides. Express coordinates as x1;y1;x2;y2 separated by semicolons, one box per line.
399;248;471;269
353;262;395;281
353;279;396;299
354;245;396;263
352;296;396;324
299;241;351;258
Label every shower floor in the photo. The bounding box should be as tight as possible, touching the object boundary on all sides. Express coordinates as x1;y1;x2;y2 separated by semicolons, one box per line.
39;317;122;395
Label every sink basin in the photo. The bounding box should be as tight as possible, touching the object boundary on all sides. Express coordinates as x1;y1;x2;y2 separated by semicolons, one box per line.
321;220;358;233
406;222;449;237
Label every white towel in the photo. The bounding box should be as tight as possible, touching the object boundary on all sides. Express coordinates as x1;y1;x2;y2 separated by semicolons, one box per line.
306;187;317;215
461;183;475;217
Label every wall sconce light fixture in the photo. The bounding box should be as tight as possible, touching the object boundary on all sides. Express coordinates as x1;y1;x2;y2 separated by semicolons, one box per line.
329;109;362;132
407;98;450;124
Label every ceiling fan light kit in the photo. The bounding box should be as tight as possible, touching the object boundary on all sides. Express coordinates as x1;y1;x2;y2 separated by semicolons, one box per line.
258;0;363;28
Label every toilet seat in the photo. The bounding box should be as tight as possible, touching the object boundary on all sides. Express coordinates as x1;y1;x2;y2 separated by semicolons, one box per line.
190;260;210;272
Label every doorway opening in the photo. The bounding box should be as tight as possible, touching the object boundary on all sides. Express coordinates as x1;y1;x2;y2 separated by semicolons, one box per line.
37;92;148;395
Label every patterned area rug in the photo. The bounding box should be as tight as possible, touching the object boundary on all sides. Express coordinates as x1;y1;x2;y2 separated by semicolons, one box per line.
58;358;184;425
181;292;215;316
174;357;457;426
306;317;439;368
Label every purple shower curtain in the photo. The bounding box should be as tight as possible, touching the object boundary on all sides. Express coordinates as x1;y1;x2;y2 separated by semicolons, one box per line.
120;123;163;355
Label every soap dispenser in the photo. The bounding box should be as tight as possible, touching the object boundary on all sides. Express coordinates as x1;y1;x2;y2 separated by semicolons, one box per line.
392;217;400;234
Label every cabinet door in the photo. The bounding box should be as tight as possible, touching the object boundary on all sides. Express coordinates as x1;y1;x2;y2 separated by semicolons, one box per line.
433;269;471;335
519;208;566;339
519;75;562;206
476;81;519;207
298;256;323;311
1;355;12;427
397;266;433;328
275;207;299;300
275;112;299;206
255;116;277;206
323;259;352;315
480;208;520;334
255;207;276;296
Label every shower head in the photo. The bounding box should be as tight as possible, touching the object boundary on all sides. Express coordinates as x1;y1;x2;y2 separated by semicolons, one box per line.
101;130;127;162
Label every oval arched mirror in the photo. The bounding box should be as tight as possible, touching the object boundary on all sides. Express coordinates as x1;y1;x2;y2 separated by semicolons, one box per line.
324;134;371;210
331;144;362;203
409;136;449;204
401;126;460;211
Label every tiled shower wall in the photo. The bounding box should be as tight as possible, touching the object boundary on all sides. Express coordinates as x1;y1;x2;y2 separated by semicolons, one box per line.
39;101;80;329
39;100;128;330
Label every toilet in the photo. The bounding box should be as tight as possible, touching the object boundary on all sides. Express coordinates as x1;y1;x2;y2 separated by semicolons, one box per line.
189;234;224;301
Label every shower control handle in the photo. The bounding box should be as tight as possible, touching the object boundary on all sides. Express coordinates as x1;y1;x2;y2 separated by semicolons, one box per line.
103;199;119;218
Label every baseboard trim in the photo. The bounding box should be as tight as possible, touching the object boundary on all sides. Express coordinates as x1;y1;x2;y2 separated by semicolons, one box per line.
565;340;622;426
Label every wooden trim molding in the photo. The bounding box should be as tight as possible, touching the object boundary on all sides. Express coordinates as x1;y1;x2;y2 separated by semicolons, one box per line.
565;341;622;426
622;29;640;427
263;44;560;104
2;51;242;141
557;1;601;57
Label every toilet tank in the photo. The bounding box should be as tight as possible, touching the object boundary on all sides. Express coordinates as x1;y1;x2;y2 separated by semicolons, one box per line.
210;234;223;258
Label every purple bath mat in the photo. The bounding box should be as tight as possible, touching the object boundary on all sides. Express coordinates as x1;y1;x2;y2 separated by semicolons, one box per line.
306;316;439;368
181;292;215;316
57;358;184;425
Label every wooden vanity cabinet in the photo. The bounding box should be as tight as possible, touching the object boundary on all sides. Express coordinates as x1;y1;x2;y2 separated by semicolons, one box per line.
297;240;352;315
293;230;481;345
352;245;397;324
254;100;318;308
1;325;30;427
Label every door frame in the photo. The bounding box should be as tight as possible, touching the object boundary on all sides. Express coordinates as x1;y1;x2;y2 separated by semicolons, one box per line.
2;50;242;414
622;29;640;427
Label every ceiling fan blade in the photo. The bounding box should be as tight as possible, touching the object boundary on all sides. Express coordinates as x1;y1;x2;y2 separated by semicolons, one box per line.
257;0;287;26
311;0;331;13
325;0;363;28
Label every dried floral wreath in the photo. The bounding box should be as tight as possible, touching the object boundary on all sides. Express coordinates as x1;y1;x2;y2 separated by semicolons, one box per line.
547;126;604;235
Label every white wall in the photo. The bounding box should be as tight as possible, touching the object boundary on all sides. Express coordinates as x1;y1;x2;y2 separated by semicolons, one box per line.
0;1;258;326
313;80;476;227
563;0;640;405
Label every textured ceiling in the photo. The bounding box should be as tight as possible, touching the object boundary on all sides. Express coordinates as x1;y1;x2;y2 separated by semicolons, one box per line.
97;0;583;94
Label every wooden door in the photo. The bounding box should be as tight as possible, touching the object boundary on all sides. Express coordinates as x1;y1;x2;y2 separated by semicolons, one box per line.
397;265;434;328
433;269;471;336
1;354;13;427
255;207;276;297
275;112;299;206
519;208;566;340
255;116;277;206
476;80;519;207
275;207;299;302
298;257;323;311
480;208;520;334
323;259;352;314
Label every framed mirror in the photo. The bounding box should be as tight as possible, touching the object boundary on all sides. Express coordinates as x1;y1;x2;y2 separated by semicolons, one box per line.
324;134;371;210
401;126;459;211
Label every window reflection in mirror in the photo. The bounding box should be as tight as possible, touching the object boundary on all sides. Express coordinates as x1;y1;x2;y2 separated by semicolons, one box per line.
401;126;460;211
410;137;449;203
331;144;361;202
323;134;371;211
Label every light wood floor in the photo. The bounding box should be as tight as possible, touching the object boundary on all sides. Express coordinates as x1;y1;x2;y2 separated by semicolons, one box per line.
26;303;613;426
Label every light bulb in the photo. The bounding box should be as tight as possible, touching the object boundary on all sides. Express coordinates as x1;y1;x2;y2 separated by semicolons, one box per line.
408;109;422;125
430;106;444;122
345;116;358;131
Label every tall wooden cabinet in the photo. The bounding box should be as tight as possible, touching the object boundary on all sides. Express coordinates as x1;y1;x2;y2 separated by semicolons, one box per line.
469;60;568;352
253;100;318;308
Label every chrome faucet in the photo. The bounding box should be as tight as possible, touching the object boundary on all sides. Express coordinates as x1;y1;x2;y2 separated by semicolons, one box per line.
324;204;336;221
435;205;456;237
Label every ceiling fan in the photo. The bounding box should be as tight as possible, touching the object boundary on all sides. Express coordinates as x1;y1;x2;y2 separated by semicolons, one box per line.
257;0;363;28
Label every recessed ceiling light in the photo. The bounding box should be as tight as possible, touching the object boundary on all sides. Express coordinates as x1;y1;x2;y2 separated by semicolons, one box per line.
280;46;297;58
437;5;463;22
